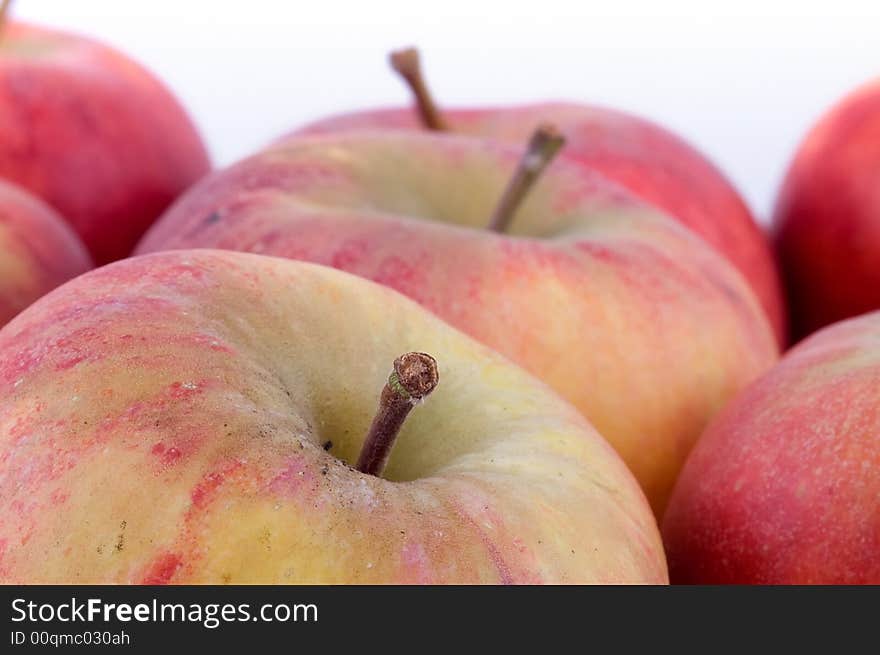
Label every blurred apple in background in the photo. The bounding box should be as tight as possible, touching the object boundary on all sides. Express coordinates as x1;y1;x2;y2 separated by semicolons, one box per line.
773;78;880;341
295;48;786;345
663;312;880;583
137;129;778;515
0;250;667;583
0;3;210;264
0;178;90;326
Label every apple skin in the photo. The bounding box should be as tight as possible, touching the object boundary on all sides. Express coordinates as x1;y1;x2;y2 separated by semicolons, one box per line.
294;102;786;344
772;79;880;341
137;131;778;516
663;312;880;583
0;21;211;264
0;249;667;584
0;179;91;326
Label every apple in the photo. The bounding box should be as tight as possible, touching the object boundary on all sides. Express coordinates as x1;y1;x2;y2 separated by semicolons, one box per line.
0;249;667;584
663;312;880;583
772;78;880;341
136;129;778;516
0;9;211;264
292;48;786;344
0;178;91;326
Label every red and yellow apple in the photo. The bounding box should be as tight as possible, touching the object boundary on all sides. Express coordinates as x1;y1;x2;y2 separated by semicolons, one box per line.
0;249;667;584
137;131;778;515
773;78;880;341
0;17;210;264
293;50;785;343
0;178;91;326
663;312;880;583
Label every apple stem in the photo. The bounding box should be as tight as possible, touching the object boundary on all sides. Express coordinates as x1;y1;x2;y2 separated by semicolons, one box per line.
487;124;566;233
389;47;448;131
0;0;13;35
356;352;439;477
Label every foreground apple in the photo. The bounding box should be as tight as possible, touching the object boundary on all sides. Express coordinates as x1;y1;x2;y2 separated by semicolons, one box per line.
772;78;880;341
293;48;786;343
0;249;667;584
137;130;778;515
663;312;880;583
0;9;210;263
0;178;91;326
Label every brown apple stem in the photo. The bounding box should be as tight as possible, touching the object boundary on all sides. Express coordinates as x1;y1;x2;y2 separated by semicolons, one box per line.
487;124;566;233
355;352;439;477
389;47;448;131
0;0;13;35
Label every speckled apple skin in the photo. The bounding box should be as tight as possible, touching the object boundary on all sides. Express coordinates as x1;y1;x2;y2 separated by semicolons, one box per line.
773;79;880;341
0;179;91;326
663;312;880;583
0;21;211;264
138;132;778;516
0;250;666;584
294;102;785;344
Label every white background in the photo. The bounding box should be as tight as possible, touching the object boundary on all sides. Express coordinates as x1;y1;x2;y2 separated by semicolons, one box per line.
13;0;880;223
